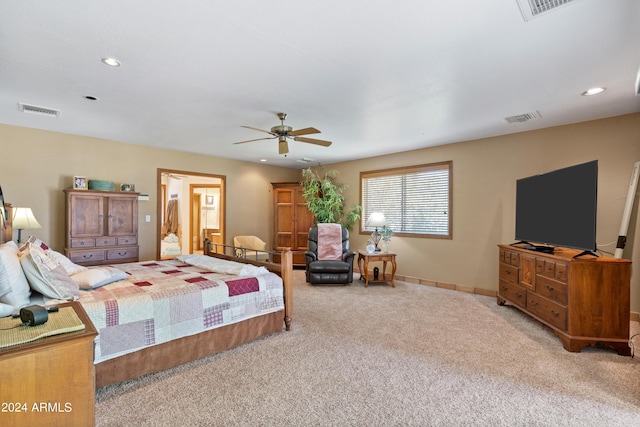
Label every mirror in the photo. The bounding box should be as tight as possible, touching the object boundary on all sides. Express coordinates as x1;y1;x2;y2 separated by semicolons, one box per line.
157;169;226;260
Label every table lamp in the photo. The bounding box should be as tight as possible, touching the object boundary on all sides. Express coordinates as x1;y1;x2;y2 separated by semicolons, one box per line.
12;207;41;243
366;212;386;251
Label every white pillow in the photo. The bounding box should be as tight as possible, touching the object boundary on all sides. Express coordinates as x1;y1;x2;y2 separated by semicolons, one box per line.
20;243;79;300
0;241;31;308
71;267;128;289
0;302;14;317
48;250;88;275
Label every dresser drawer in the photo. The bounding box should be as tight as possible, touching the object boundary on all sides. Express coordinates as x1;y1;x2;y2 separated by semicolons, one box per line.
499;263;519;285
96;236;117;247
117;236;137;246
535;275;568;305
68;249;106;264
70;238;95;248
527;293;567;331
107;247;139;261
498;280;527;309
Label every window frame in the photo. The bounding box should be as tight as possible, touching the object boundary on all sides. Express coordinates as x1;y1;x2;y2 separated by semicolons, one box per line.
359;161;453;239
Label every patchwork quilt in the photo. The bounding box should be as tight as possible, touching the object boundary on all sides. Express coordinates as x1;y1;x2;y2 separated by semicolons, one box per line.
78;259;284;364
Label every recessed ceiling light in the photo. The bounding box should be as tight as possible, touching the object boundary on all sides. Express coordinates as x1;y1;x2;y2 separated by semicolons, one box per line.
581;87;606;96
260;159;268;162
101;57;121;67
84;95;99;101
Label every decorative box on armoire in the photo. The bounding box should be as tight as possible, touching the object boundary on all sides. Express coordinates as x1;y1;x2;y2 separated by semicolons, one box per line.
272;183;314;266
64;189;139;266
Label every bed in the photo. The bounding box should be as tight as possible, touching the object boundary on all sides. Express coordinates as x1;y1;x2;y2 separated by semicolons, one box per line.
0;203;293;388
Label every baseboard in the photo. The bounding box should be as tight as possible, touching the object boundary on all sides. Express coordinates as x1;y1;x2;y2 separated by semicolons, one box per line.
359;268;640;322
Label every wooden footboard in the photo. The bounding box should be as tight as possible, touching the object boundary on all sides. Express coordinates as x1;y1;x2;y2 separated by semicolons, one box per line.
204;239;293;331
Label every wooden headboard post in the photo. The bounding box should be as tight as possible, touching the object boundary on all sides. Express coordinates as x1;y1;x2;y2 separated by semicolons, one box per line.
1;203;12;244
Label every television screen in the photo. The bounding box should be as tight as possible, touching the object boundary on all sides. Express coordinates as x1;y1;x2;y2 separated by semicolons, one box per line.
515;160;598;252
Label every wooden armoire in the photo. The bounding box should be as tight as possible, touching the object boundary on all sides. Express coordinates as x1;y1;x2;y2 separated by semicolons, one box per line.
64;189;139;266
272;183;314;266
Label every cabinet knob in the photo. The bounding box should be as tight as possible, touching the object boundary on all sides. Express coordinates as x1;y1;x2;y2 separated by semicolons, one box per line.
550;310;559;317
545;285;554;292
80;242;85;246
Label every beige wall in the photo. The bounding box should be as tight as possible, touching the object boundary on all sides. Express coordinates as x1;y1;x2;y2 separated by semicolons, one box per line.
0;124;300;260
1;114;639;313
324;113;640;313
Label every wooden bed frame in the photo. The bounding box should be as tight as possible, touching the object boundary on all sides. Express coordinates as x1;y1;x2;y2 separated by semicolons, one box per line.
1;204;294;388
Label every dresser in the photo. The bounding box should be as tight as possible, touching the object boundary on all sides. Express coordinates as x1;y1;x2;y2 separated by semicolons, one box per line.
0;302;98;426
64;189;139;266
271;183;314;266
497;244;631;355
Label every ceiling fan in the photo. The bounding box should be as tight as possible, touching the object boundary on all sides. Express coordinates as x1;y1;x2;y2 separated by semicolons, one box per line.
234;112;332;155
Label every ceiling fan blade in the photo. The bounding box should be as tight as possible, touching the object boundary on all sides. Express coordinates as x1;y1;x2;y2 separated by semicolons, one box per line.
240;125;276;136
233;137;275;145
294;136;332;147
289;127;320;136
279;139;289;155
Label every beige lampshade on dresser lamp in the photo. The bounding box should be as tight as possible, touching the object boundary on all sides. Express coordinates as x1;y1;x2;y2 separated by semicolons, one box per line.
12;207;41;243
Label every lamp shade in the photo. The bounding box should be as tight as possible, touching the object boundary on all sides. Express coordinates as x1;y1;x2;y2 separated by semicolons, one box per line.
366;212;387;228
12;207;42;230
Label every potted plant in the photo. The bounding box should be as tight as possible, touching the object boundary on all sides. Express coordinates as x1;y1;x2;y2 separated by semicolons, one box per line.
301;167;361;230
381;225;393;252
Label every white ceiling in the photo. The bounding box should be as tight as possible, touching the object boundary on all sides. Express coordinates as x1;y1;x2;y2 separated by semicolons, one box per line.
1;0;639;169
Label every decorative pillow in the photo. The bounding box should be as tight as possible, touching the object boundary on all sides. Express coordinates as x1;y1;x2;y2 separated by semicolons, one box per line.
71;267;128;290
48;250;88;276
19;235;50;252
0;302;14;317
0;241;31;308
19;243;79;300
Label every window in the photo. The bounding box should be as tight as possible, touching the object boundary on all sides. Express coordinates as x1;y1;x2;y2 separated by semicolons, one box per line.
360;161;452;239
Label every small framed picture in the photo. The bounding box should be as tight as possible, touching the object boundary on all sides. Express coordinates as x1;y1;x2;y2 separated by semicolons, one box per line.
73;176;87;190
120;183;135;192
206;195;214;205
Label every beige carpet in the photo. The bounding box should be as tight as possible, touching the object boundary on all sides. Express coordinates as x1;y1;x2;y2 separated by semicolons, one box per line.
95;270;640;426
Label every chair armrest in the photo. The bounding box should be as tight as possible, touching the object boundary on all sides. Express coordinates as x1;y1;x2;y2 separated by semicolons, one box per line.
305;251;318;262
342;251;356;263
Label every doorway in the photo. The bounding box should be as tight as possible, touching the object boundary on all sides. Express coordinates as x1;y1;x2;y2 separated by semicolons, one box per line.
157;169;226;260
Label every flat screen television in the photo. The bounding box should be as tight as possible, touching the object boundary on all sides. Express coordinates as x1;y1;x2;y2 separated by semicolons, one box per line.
515;160;598;254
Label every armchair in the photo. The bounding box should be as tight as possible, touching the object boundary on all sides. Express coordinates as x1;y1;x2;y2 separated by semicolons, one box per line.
305;224;355;285
233;235;269;261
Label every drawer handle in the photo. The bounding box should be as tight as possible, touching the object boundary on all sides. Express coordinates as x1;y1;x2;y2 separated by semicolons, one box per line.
546;285;554;292
501;286;508;291
118;252;127;256
515;292;522;298
505;270;511;276
550;310;559;317
529;300;538;306
103;240;109;244
80;242;85;246
82;254;93;259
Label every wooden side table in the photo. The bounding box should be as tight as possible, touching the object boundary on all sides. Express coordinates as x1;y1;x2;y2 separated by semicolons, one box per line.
0;301;98;427
357;250;397;287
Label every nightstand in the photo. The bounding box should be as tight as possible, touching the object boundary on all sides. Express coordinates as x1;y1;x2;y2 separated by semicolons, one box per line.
357;250;397;287
0;301;98;427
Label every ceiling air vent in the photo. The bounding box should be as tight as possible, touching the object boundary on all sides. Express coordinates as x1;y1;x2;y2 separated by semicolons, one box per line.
516;0;581;22
505;111;541;124
18;103;60;118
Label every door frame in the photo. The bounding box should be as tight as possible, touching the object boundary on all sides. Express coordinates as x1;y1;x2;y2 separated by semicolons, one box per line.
157;168;226;260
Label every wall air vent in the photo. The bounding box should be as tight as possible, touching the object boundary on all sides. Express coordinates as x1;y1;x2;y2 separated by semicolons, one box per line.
505;111;541;124
18;103;60;118
516;0;581;22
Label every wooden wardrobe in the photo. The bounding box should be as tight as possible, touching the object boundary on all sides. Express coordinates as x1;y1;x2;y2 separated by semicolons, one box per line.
64;189;139;266
272;183;314;266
